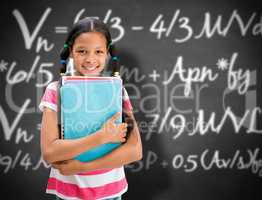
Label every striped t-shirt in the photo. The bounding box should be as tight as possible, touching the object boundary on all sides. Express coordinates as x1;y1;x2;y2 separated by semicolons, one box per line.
39;81;133;200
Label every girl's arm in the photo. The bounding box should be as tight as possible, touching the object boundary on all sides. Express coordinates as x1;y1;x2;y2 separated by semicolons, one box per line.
83;111;143;170
52;110;143;175
41;108;127;164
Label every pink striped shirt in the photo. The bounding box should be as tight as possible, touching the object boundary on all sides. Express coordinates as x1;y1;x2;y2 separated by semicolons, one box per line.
39;81;133;200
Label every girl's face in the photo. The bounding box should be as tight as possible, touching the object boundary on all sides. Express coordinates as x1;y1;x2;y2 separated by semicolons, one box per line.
70;32;108;76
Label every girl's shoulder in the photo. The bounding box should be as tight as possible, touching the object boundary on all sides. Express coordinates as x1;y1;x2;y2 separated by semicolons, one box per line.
122;87;130;99
122;87;133;111
39;81;59;112
46;81;59;91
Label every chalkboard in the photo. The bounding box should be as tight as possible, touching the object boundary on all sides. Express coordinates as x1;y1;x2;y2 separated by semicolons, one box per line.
1;0;262;199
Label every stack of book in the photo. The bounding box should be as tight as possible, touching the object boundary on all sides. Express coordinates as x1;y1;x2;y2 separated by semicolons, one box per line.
60;76;123;162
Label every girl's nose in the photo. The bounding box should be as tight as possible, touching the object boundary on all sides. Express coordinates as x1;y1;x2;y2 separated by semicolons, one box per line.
85;54;98;65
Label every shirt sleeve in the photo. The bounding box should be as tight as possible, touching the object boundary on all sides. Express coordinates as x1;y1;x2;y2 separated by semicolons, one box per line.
123;87;133;112
39;81;58;112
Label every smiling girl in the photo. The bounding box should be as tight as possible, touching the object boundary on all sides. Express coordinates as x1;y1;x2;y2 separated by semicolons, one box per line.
39;17;142;200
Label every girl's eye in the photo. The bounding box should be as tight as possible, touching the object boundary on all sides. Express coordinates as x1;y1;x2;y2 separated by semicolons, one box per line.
76;50;87;55
96;50;104;54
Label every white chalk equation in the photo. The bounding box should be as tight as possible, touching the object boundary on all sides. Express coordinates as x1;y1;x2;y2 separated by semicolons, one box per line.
11;7;261;45
0;99;34;144
0;7;56;176
126;148;262;178
13;8;54;53
163;52;250;97
4;56;53;86
150;9;262;43
144;106;261;141
0;150;50;173
122;52;251;99
124;52;260;142
53;9;125;43
8;8;55;88
172;148;262;177
61;9;262;43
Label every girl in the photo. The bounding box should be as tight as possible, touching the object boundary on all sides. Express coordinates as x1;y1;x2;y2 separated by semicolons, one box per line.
39;17;142;200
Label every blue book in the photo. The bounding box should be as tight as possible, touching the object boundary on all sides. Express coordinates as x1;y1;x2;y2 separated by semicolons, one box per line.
60;76;122;162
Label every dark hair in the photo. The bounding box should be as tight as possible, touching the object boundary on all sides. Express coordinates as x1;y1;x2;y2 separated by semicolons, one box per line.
59;17;119;76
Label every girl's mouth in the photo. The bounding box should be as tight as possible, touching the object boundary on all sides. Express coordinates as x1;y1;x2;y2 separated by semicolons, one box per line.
82;66;99;71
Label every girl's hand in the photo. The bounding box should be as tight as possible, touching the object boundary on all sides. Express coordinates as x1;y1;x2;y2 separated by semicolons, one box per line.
52;160;83;176
100;112;127;143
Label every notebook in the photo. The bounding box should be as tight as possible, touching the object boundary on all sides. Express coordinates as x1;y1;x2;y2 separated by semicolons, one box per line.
60;76;122;162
